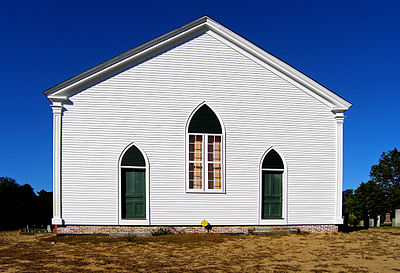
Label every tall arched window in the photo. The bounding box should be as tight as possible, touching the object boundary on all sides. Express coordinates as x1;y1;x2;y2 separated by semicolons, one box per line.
261;149;284;219
187;104;224;192
120;144;147;219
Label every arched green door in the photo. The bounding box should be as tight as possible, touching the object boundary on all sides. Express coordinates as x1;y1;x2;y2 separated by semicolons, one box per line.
262;171;282;219
261;149;284;219
122;168;146;219
120;144;146;220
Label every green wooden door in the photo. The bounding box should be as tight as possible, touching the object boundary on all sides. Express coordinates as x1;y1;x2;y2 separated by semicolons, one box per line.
262;171;282;219
122;169;146;219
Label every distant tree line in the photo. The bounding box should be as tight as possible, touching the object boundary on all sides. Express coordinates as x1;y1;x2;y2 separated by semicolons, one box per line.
0;177;52;230
343;147;400;227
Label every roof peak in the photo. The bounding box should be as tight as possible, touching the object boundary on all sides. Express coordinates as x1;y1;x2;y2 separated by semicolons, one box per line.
44;16;351;110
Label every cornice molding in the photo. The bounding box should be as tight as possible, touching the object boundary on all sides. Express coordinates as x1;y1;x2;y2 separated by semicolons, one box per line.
51;101;64;115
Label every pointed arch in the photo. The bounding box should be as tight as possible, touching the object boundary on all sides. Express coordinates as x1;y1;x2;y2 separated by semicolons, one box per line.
118;142;150;225
185;101;225;135
262;149;284;169
185;102;225;192
259;147;287;224
121;144;146;167
188;104;222;133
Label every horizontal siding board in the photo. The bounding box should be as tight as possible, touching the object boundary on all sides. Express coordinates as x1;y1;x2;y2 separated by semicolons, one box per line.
60;32;337;225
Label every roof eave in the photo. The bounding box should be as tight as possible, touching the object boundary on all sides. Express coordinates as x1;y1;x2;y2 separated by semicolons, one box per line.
43;16;210;97
204;18;352;110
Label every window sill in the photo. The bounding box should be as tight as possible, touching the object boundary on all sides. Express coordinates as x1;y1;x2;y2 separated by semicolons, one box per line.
186;190;226;194
260;218;287;225
119;219;149;225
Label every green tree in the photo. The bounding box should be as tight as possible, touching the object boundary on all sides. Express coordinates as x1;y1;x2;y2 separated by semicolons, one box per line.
0;177;36;229
343;189;355;214
353;180;387;227
0;177;52;230
36;190;53;226
370;148;400;215
342;189;357;226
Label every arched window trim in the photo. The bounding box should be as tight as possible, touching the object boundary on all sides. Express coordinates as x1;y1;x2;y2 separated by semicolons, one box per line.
118;142;150;225
185;102;226;193
259;147;287;225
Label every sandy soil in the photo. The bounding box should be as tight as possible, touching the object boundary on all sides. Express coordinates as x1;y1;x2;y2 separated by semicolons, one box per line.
0;228;399;272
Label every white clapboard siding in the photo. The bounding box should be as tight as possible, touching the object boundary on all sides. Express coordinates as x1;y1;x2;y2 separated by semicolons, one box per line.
61;31;337;225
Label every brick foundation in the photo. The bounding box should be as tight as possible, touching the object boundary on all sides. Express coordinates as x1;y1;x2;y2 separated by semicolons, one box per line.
57;224;338;235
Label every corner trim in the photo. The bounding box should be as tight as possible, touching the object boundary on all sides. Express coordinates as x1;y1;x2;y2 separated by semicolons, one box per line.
51;101;64;225
333;110;345;224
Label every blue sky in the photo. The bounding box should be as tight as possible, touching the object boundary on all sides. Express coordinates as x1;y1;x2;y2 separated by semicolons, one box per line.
1;1;399;192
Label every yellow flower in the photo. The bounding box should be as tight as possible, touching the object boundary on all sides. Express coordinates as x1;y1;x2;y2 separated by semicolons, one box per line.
201;219;209;227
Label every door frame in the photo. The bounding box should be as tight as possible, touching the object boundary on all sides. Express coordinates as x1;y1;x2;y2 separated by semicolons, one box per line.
258;147;287;225
118;142;150;225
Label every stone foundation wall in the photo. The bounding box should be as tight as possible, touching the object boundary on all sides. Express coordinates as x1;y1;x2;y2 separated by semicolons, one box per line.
57;224;338;234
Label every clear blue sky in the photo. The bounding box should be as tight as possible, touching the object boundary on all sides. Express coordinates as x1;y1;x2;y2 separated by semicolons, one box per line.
1;0;399;192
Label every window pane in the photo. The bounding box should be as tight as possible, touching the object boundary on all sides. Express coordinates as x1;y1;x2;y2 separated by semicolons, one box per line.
189;162;202;189
207;163;222;190
190;162;202;189
208;170;213;181
208;136;214;161
195;136;202;161
208;163;214;189
208;179;214;189
189;134;203;162
195;151;202;161
213;163;222;189
209;135;221;162
189;163;194;189
216;138;221;161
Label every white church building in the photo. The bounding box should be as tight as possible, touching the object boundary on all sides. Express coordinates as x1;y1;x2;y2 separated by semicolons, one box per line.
44;16;351;234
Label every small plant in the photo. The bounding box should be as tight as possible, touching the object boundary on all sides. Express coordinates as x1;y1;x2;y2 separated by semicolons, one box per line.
201;219;212;232
348;214;358;227
126;234;136;242
151;227;171;236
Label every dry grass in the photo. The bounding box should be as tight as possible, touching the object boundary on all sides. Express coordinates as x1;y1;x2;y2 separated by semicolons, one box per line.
1;228;400;272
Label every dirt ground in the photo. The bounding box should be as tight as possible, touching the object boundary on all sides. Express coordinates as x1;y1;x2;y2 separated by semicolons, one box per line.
0;228;399;273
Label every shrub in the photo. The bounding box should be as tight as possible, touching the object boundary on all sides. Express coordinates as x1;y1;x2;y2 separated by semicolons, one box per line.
348;214;358;226
126;234;136;242
151;227;171;236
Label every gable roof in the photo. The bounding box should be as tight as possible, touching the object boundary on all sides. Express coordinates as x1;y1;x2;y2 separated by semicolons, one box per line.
44;16;351;110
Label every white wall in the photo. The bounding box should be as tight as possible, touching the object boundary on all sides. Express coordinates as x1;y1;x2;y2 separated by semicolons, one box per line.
60;31;337;225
